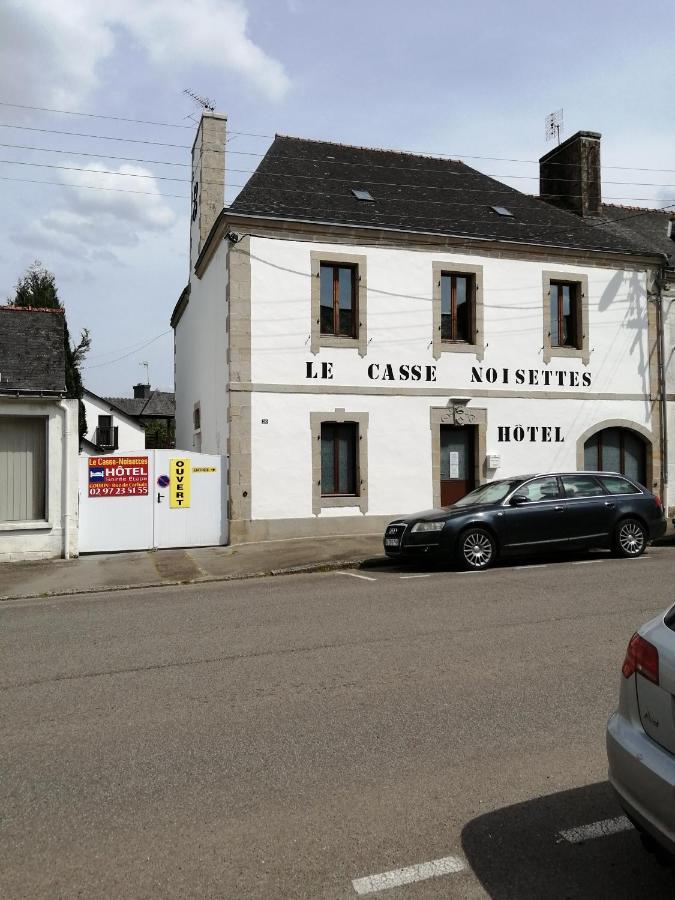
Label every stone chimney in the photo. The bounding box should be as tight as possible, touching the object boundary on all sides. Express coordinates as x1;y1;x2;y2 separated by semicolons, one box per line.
190;111;227;271
540;131;602;218
133;383;151;400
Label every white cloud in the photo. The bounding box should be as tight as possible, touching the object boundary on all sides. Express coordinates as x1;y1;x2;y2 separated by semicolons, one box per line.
0;0;290;108
10;162;180;258
1;0;114;109
115;0;291;101
57;162;178;229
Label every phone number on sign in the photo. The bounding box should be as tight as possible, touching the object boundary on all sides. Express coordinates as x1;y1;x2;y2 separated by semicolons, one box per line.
88;486;149;497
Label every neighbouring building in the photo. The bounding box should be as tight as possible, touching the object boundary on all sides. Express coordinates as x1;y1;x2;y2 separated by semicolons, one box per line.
0;306;78;560
594;204;674;511
172;115;668;542
82;383;176;451
81;388;147;453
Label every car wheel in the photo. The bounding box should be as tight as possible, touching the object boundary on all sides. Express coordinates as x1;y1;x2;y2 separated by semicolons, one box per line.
613;517;647;558
459;527;496;571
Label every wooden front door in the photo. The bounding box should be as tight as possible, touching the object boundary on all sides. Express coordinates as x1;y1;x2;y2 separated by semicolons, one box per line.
440;425;475;506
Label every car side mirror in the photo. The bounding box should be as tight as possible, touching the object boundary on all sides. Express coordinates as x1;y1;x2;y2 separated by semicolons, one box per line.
510;494;529;506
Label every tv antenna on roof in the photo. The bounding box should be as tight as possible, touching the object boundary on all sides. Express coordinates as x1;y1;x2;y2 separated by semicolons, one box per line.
183;88;216;113
140;360;149;385
545;108;564;145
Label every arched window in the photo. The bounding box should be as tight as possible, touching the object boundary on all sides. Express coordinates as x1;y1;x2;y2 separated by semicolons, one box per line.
584;427;647;484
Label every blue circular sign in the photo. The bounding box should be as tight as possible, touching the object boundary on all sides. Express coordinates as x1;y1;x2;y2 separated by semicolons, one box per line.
157;474;170;488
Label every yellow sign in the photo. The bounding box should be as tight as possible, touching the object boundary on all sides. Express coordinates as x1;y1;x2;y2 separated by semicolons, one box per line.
193;466;216;473
170;458;191;508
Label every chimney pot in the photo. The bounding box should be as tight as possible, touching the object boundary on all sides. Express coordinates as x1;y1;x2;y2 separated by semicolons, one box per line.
133;383;151;399
540;130;602;218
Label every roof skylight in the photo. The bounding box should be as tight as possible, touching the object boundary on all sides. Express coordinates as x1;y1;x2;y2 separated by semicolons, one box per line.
352;189;374;202
490;205;514;217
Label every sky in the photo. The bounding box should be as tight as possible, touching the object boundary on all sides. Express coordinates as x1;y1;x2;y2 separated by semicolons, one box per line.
1;0;673;397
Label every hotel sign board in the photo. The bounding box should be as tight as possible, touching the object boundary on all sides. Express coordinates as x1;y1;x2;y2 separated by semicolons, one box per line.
88;456;149;497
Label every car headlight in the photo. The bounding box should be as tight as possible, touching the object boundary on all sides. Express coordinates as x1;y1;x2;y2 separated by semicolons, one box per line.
411;521;445;533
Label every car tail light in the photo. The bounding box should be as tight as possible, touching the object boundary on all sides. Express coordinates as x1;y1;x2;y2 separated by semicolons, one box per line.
622;633;659;684
653;494;663;512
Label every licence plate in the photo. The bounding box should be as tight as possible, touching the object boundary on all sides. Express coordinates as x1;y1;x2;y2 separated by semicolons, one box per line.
385;538;400;547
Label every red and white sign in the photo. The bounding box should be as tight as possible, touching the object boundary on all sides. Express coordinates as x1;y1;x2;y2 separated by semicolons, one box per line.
88;456;149;497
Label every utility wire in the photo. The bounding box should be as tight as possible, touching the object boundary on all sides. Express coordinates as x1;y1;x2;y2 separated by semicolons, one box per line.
2;171;671;237
5;171;671;231
0;101;195;130
0;157;670;205
5;149;675;191
83;331;171;369
0;173;186;199
1;119;674;178
0;141;190;167
2;168;671;239
0;122;190;148
2;102;675;173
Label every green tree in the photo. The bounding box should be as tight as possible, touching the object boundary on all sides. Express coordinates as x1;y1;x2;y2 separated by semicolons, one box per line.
9;261;91;442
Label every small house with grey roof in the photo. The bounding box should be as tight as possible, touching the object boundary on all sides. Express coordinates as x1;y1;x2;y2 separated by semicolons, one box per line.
82;383;175;453
0;305;79;560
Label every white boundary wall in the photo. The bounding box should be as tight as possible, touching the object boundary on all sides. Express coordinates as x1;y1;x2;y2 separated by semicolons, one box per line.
78;449;227;553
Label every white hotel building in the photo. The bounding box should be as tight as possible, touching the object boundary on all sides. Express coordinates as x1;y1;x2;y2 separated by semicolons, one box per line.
172;115;670;543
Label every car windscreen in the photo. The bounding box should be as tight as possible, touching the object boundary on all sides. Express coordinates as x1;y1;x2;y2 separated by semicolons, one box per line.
452;479;524;507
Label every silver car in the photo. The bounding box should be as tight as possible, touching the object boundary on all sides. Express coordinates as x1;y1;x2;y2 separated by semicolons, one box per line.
607;607;675;859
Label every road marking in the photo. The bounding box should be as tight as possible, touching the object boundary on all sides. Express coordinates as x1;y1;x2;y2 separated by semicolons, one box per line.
559;815;633;844
352;855;465;895
572;559;606;565
336;571;377;582
513;564;548;569
399;574;433;579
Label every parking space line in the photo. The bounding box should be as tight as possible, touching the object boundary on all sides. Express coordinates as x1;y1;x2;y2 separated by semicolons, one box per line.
572;559;606;565
513;564;548;570
336;571;377;582
352;855;465;895
399;574;433;579
559;815;633;844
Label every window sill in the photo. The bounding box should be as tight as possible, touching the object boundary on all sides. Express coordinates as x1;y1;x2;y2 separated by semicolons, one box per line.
319;335;360;349
320;494;361;508
544;345;588;363
0;520;52;532
439;341;482;354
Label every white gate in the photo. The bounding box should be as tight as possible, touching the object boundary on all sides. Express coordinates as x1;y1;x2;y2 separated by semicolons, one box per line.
78;450;228;553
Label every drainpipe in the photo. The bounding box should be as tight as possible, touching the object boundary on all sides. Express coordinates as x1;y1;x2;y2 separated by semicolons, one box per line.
58;399;73;559
654;260;669;505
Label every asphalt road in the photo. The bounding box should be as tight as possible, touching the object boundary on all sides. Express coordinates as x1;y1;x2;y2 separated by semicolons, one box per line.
2;547;675;898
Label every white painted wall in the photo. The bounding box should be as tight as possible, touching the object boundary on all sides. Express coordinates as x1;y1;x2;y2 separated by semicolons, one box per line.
174;244;229;454
82;392;145;450
249;237;650;397
175;229;658;532
0;398;78;561
250;392;652;521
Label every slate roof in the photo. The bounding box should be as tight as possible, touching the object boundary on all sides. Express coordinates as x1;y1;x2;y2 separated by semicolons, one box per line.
230;135;662;258
0;306;66;394
599;204;674;268
104;390;175;419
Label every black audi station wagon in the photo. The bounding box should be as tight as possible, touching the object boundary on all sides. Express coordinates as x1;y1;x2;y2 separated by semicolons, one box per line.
383;472;666;570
